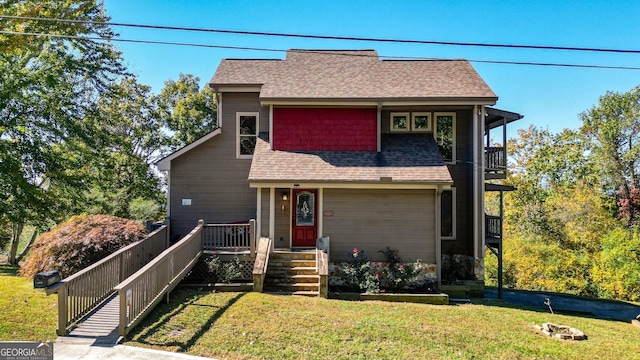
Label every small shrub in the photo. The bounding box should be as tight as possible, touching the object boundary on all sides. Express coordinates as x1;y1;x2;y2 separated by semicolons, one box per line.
205;256;245;283
341;247;426;294
20;214;146;278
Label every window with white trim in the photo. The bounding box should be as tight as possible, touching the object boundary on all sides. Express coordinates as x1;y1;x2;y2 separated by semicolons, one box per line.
441;188;456;239
411;112;431;132
390;112;410;132
236;112;259;158
434;112;456;164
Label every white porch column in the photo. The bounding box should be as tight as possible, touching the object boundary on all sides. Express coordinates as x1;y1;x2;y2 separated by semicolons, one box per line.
269;187;275;250
473;105;479;259
269;105;273;150
435;186;442;286
479;106;486;260
318;188;324;238
256;187;262;240
376;103;382;152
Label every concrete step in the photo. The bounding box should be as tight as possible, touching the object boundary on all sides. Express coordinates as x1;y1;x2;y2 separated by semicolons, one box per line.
265;290;319;297
270;251;316;260
265;274;319;284
268;260;317;268
267;266;318;276
265;282;319;292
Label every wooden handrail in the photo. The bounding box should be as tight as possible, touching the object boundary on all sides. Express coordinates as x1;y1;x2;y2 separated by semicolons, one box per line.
203;220;256;253
252;237;272;293
52;225;168;336
115;221;203;337
316;237;329;298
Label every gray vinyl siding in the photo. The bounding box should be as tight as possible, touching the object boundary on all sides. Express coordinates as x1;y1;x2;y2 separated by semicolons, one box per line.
323;189;436;262
380;107;476;255
444;109;474;255
168;92;266;238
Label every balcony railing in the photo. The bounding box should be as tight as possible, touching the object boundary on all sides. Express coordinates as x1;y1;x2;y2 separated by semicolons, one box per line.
485;215;502;239
485;146;507;179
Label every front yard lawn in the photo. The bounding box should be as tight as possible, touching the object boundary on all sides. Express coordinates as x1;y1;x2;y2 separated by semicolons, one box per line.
127;288;640;359
0;265;57;342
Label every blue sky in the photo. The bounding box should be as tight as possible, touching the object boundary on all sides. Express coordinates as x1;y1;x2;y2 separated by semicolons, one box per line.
103;0;640;139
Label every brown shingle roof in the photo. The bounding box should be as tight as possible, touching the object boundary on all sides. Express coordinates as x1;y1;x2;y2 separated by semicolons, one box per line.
210;49;497;101
248;133;453;183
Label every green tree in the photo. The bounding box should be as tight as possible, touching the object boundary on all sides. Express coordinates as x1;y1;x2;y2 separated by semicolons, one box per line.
581;86;640;226
158;73;217;149
0;0;126;264
89;77;167;220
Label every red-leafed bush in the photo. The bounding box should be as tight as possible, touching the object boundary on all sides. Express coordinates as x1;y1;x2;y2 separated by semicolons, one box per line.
20;214;146;278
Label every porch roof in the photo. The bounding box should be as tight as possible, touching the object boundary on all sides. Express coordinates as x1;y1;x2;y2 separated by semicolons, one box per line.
211;50;497;103
248;133;453;184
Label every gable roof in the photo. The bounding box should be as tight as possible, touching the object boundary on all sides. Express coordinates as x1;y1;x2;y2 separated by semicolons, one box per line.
248;133;453;185
210;50;497;103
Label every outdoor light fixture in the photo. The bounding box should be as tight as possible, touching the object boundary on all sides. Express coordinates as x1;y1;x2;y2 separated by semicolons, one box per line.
282;192;288;201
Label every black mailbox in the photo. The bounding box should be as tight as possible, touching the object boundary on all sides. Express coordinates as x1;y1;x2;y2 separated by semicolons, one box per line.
34;270;61;289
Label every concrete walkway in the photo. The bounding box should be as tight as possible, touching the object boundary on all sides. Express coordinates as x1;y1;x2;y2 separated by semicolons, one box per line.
485;288;640;321
54;337;214;360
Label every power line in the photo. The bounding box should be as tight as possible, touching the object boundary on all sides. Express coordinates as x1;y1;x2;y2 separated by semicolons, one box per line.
3;15;640;55
3;30;640;71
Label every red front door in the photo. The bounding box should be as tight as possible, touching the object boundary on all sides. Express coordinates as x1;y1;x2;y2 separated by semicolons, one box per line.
292;189;317;247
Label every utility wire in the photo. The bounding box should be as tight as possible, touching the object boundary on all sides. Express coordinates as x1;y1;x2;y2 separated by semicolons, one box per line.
2;15;640;55
2;30;640;71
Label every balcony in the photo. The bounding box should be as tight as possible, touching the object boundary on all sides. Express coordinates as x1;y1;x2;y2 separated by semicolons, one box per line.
485;146;506;179
484;107;524;180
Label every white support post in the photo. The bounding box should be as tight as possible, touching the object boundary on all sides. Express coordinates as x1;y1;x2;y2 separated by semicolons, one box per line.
473;105;479;259
269;187;275;250
435;186;442;286
480;106;486;260
318;188;324;238
256;187;262;241
269;105;273;150
217;92;223;128
376;103;382;152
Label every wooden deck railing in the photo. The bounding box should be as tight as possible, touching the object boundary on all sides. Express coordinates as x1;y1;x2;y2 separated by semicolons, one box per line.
51;225;168;336
115;220;204;337
203;220;256;255
485;146;506;173
486;215;502;239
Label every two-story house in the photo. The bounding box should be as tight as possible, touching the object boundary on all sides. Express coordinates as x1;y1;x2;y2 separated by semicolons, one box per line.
157;49;521;294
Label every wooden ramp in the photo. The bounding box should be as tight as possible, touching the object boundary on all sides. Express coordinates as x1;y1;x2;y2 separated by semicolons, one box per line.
60;294;121;345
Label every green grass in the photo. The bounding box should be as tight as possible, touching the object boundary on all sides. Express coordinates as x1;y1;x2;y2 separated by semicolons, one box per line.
127;288;640;360
0;265;57;342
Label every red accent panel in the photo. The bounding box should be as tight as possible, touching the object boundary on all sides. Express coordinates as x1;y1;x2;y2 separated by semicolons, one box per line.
273;108;377;151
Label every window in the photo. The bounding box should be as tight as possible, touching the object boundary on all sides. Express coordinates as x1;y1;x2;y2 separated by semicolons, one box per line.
441;188;456;239
434;112;456;163
236;112;259;158
390;112;410;132
411;112;431;132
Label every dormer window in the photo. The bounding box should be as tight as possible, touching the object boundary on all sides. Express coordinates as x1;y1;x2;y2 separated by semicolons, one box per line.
390;112;410;132
237;112;259;158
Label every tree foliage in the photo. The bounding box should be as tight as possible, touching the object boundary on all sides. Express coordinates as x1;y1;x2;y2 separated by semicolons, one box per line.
19;214;146;278
487;87;640;301
581;86;640;225
1;0;126;263
158;73;217;149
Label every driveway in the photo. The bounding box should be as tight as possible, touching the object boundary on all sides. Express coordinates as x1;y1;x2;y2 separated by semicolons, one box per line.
485;288;640;321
